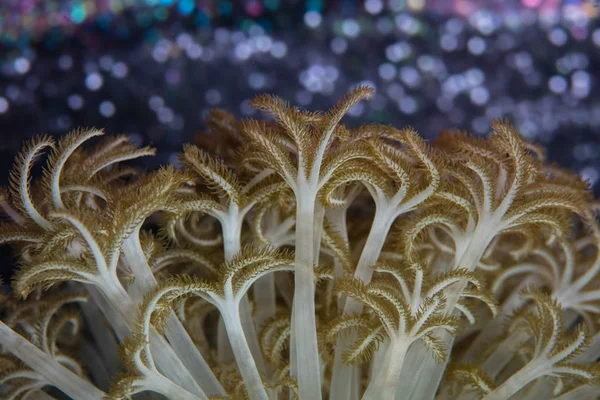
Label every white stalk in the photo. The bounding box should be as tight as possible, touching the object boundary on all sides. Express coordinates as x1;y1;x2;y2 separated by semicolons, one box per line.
351;207;395;286
370;340;390;381
461;275;540;363
394;331;451;400
553;384;600;400
330;207;394;400
96;295;195;399
0;322;106;400
481;360;549;400
143;373;206;400
443;224;496;311
517;378;554;400
253;211;291;329
220;303;269;400
482;330;530;377
395;223;497;400
122;232;225;396
217;317;234;363
362;339;410;400
148;330;208;399
164;317;226;395
86;284;130;341
292;187;322;399
221;207;243;261
78;289;121;377
252;273;277;330
221;209;267;374
288;301;297;399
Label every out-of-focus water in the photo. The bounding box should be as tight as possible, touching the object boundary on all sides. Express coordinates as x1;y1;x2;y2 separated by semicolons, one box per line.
0;0;598;193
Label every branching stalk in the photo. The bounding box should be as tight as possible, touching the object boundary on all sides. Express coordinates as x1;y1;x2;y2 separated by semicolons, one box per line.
221;303;269;400
0;322;106;400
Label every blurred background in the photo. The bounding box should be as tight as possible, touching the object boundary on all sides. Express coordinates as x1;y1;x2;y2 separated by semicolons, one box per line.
0;0;599;189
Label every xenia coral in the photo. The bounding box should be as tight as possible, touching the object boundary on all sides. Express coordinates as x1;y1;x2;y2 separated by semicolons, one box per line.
0;87;599;400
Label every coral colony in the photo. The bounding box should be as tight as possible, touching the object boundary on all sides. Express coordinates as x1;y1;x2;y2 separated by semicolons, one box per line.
0;87;599;400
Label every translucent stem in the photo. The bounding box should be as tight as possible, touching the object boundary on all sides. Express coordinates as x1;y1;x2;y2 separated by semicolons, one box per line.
553;384;600;400
482;330;530;377
86;284;130;341
0;321;106;400
253;274;276;330
394;333;449;400
217;316;233;363
362;339;410;400
97;281;136;339
395;227;496;400
122;233;225;396
148;330;208;398
292;192;322;399
330;208;394;400
351;207;395;285
517;378;554;400
461;276;537;363
144;373;206;400
481;360;548;400
221;211;267;374
164;316;226;395
221;304;269;400
78;291;121;379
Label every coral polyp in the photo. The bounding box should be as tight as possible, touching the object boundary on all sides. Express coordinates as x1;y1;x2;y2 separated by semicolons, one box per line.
0;88;599;400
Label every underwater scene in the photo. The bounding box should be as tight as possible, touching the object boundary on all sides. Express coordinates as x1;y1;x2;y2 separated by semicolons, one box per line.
0;1;599;399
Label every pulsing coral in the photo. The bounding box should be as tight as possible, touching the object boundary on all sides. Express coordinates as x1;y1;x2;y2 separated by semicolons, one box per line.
0;88;599;400
327;263;497;399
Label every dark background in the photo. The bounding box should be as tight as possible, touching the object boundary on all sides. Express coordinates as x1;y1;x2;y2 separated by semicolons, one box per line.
1;0;599;173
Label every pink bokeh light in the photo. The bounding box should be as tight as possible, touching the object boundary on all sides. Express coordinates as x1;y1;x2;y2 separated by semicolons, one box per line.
522;0;543;8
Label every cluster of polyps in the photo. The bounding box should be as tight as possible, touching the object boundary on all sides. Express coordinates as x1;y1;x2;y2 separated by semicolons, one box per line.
0;87;599;400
